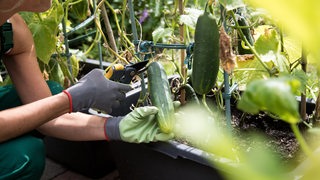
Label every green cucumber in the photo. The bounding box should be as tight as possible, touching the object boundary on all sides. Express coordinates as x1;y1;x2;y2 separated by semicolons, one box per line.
191;12;220;95
147;62;175;133
237;16;254;55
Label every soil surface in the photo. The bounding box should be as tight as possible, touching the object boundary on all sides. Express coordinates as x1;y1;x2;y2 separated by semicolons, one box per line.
172;81;315;169
231;107;307;168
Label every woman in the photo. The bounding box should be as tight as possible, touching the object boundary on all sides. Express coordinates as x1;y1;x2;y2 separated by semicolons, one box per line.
0;1;173;179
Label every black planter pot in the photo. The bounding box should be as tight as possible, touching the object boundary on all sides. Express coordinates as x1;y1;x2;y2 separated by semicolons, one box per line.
109;140;225;180
44;138;116;178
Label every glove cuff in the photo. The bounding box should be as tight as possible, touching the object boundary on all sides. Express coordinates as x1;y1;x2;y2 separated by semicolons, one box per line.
62;90;73;113
104;116;122;141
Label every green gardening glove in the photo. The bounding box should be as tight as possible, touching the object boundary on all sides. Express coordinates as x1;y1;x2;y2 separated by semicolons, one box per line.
105;106;174;143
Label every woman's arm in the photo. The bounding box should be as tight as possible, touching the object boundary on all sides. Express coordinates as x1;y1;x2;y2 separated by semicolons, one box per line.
37;113;106;141
0;13;106;142
0;92;70;142
3;14;52;104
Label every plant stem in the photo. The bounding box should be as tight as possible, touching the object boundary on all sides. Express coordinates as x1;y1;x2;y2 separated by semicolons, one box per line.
100;3;118;53
89;1;129;63
300;47;307;121
172;60;185;83
36;13;43;22
290;123;311;156
229;11;273;76
179;0;186;104
105;0;139;63
68;0;82;6
121;0;128;48
279;25;284;53
202;94;214;116
59;59;75;85
105;1;134;48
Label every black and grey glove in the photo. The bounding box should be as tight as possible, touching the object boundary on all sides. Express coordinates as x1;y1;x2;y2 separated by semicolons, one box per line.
63;69;132;113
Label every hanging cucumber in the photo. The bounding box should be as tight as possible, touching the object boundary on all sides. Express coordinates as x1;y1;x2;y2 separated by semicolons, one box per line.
147;61;175;133
191;11;220;95
237;16;254;55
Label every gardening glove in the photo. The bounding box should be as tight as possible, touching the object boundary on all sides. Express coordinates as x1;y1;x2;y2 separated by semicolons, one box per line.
63;68;132;113
173;101;181;109
104;106;175;143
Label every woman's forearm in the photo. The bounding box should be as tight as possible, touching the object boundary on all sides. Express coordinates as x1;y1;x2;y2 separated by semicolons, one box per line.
0;92;69;142
37;112;107;141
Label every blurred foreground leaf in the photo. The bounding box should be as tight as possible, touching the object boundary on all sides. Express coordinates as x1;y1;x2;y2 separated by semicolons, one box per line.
245;0;320;66
173;104;289;180
237;77;301;124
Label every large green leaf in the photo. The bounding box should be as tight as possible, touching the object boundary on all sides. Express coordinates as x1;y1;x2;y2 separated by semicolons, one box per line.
22;1;63;64
29;23;57;64
237;77;301;124
254;26;289;73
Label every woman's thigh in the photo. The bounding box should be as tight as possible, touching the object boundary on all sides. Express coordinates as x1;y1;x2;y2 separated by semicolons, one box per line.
0;135;45;180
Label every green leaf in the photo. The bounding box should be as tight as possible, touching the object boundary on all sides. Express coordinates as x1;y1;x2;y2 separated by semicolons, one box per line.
254;27;289;73
22;0;63;64
20;12;35;23
69;0;88;21
237;77;301;124
234;56;269;87
283;36;302;63
219;0;245;11
179;8;203;30
290;69;308;94
152;27;173;44
48;58;65;86
29;23;57;64
254;28;279;60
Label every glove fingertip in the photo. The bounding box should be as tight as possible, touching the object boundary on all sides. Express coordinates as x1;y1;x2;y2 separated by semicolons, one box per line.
156;132;175;142
119;83;132;92
173;101;181;109
168;132;175;139
93;68;105;74
127;85;133;91
147;106;159;114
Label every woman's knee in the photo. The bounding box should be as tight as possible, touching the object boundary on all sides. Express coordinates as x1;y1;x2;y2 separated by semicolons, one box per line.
0;135;46;180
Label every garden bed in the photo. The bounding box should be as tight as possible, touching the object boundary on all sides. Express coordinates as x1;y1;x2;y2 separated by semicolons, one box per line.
44;60;318;179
